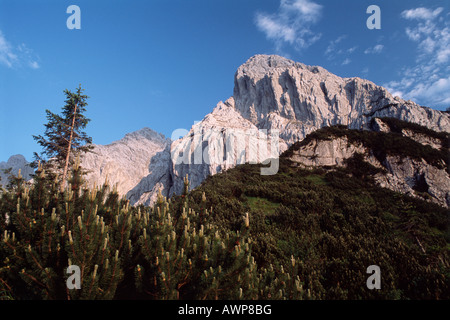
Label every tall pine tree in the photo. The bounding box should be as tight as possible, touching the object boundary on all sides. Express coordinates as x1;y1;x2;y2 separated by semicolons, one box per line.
33;85;93;189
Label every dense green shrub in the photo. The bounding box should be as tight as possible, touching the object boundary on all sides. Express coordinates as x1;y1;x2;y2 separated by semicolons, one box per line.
0;166;305;300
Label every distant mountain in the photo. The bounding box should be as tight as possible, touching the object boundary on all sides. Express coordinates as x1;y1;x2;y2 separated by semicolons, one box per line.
83;54;447;206
80;127;171;204
0;154;34;187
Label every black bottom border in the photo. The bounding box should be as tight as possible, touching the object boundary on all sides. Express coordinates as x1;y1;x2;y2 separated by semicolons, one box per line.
2;300;449;318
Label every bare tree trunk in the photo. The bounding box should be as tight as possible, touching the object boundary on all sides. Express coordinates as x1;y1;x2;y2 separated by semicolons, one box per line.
61;102;78;191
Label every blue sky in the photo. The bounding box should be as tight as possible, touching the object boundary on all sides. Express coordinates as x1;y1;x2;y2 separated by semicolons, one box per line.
1;0;449;161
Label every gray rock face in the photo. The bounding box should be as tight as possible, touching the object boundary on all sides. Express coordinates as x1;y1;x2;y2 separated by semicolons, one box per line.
233;55;449;142
126;144;172;206
288;133;449;208
400;129;443;150
289;137;368;167
376;156;449;208
81;128;171;202
169;98;282;196
0;154;34;186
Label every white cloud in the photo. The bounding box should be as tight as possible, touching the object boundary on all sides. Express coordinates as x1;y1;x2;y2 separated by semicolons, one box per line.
281;0;322;23
436;47;450;64
401;7;443;20
347;46;357;54
324;35;346;56
0;31;18;68
324;35;358;66
385;7;450;107
400;8;448;60
364;44;384;54
406;75;450;104
255;14;296;44
255;0;323;51
29;61;40;69
341;58;351;66
0;30;39;69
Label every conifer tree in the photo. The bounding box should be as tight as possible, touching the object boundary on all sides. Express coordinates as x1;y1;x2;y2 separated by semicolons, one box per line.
33;85;93;189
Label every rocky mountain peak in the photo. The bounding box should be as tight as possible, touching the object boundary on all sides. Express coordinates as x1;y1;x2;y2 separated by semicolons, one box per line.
233;55;449;139
0;154;34;186
77;55;450;207
81;127;171;197
199;98;256;130
235;55;304;79
235;54;337;82
120;127;169;144
3;154;28;167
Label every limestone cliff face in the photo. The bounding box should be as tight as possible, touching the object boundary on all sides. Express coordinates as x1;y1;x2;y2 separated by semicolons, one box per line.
169;98;282;197
291;139;449;208
81;128;171;200
126;144;172;206
375;157;449;208
289;137;369;167
233;55;449;142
